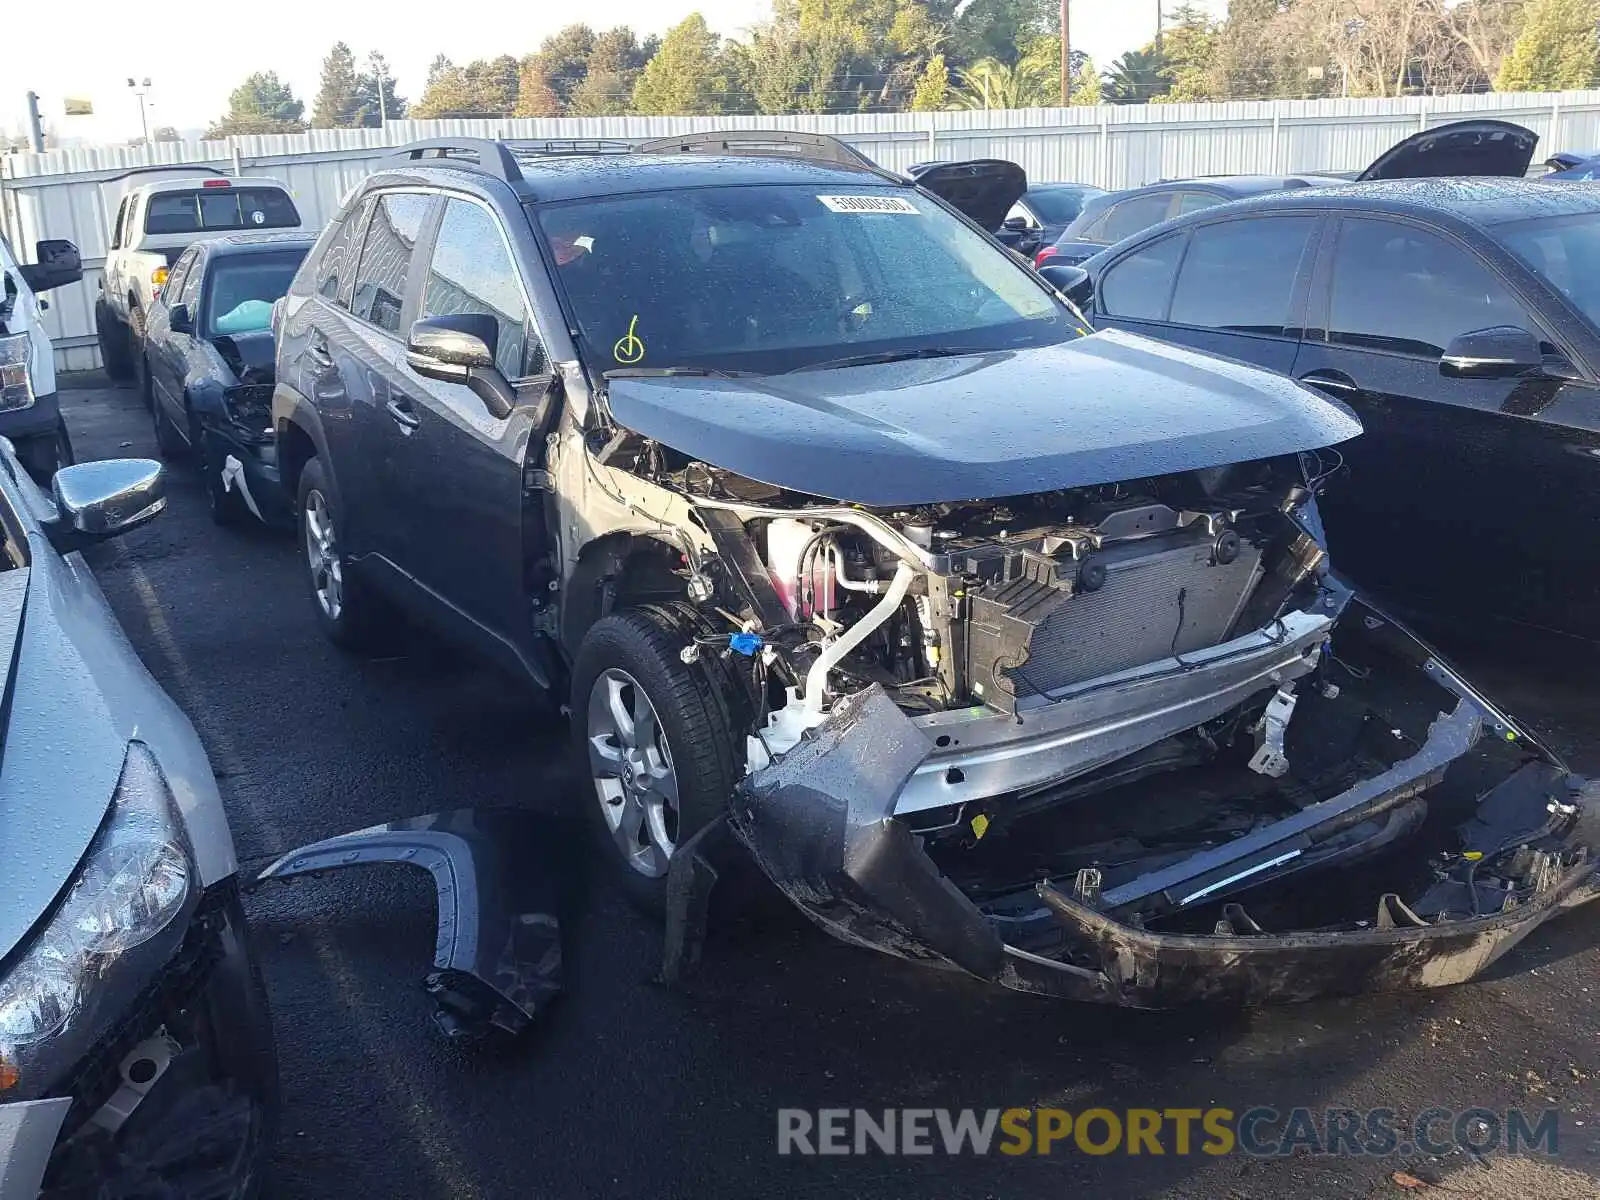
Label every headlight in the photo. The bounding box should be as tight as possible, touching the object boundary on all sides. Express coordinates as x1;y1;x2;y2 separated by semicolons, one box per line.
0;332;35;412
0;743;195;1100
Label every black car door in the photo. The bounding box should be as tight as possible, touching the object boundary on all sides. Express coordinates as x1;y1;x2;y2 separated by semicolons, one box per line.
1093;213;1321;375
147;246;203;431
335;190;438;567
1293;214;1598;631
378;194;555;674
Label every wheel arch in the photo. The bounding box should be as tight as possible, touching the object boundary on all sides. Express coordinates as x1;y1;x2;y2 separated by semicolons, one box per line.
561;532;690;659
274;400;331;512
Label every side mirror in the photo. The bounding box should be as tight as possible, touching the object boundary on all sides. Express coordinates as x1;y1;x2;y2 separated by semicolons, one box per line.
1002;215;1031;231
405;314;514;419
47;459;165;552
1038;263;1093;308
168;303;193;334
1440;326;1542;379
17;239;83;294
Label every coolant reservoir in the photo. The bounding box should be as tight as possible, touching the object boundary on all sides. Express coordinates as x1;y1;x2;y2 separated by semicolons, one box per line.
767;519;836;619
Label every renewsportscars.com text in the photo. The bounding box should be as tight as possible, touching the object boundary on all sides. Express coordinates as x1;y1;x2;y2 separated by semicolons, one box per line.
776;1107;1561;1157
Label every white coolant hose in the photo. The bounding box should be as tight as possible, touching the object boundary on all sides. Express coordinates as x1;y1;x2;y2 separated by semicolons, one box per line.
828;541;883;594
803;560;915;717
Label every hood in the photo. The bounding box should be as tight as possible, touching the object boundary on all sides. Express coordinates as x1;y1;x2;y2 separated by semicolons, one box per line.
603;330;1363;507
211;328;276;383
0;564;130;960
908;160;1028;231
1358;119;1537;181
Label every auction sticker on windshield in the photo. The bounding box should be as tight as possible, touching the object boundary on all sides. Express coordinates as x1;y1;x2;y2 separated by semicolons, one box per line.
818;195;920;214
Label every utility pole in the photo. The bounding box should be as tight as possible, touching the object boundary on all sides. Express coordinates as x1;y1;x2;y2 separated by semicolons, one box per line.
1155;0;1163;52
127;77;151;144
25;92;45;152
377;62;388;125
1060;0;1071;105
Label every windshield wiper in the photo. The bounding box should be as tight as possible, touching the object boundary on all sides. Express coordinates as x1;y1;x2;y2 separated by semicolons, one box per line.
603;365;761;380
788;346;984;373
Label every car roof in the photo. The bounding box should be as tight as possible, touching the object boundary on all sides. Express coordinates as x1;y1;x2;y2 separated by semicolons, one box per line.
1028;182;1102;193
1143;174;1352;196
378;153;899;204
202;231;318;255
1184;176;1600;228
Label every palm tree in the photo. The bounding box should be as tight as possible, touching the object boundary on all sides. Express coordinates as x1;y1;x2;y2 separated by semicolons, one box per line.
1102;48;1172;103
950;57;1053;109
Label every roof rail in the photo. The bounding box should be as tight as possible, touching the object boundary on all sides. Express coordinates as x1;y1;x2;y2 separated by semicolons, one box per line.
383;139;527;184
636;130;893;178
507;138;636;157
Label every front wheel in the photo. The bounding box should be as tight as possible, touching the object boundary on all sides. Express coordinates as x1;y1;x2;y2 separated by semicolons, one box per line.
572;604;747;912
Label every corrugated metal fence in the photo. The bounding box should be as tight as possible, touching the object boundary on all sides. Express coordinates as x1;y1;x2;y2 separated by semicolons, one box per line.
7;90;1600;371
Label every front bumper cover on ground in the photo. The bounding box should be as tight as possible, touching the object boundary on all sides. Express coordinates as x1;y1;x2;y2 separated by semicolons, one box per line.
727;662;1600;1009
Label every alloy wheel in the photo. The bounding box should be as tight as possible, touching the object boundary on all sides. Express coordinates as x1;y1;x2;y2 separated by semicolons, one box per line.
303;489;343;621
587;668;680;878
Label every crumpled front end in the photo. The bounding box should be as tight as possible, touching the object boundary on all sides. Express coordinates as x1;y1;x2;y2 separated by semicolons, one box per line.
729;599;1600;1008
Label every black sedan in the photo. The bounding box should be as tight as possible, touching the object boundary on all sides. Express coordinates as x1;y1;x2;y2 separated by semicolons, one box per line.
1057;176;1600;641
139;232;314;525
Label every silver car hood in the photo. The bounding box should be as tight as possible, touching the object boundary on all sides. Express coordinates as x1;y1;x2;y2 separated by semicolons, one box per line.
0;562;128;961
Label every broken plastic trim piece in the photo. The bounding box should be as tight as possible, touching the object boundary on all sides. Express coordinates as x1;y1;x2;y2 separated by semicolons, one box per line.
255;809;563;1042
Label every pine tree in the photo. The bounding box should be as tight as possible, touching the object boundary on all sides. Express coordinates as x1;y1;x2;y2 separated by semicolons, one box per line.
312;42;362;127
632;14;728;114
207;72;305;137
910;54;949;109
1496;0;1600;89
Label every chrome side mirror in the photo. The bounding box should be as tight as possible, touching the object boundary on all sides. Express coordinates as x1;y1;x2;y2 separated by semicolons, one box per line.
48;459;165;551
406;314;514;419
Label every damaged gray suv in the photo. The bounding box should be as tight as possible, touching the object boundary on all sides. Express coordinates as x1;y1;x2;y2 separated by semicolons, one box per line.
273;133;1600;1008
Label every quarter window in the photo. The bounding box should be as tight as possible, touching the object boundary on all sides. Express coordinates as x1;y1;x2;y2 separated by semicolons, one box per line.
314;196;373;307
1095;194;1176;244
1327;219;1529;356
352;193;432;335
1168;217;1314;334
420;199;543;379
1100;232;1185;321
111;197;131;251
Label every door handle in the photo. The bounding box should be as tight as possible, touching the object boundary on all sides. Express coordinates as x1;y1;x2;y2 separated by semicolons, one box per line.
307;343;334;368
1296;370;1360;395
386;397;421;434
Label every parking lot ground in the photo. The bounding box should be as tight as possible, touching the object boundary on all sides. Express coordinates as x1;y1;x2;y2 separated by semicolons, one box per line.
60;375;1600;1199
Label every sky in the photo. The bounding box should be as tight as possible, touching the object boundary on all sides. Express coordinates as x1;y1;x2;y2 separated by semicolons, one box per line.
5;0;1215;144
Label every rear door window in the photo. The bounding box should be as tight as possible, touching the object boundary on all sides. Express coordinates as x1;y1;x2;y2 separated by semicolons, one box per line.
1174;190;1226;216
1099;232;1185;321
164;247;198;305
352;193;434;335
1168;217;1315;334
143;187;300;235
1326;218;1529;356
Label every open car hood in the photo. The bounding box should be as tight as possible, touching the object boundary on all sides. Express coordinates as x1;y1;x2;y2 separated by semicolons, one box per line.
908;160;1028;231
603;330;1362;506
1358;119;1537;181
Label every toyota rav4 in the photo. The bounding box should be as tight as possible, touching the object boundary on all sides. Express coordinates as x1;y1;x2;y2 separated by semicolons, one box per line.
272;134;1599;1008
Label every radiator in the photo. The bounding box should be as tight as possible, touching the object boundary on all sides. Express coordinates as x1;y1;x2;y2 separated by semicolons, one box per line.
1009;537;1264;697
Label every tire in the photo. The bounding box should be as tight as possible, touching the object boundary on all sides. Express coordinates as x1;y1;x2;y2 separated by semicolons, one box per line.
16;420;70;487
202;436;249;527
572;603;749;913
151;382;188;462
96;301;134;382
297;457;386;650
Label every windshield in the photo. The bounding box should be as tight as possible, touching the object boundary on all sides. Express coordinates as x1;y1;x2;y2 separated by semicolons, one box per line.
1028;188;1101;225
532;184;1074;374
204;250;307;336
1497;214;1600;326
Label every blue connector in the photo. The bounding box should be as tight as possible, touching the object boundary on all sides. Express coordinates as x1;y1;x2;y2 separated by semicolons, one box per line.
728;632;763;657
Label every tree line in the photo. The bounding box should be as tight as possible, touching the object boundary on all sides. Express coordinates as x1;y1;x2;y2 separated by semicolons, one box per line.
203;0;1600;134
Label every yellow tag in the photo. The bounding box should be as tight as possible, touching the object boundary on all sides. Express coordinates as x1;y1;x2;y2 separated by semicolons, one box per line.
1463;851;1484;861
971;813;990;840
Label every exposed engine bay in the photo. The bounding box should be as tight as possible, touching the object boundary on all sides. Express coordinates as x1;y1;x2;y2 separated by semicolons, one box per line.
591;429;1598;1006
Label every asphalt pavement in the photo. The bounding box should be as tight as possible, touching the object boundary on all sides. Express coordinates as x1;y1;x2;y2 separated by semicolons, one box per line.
61;376;1600;1199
